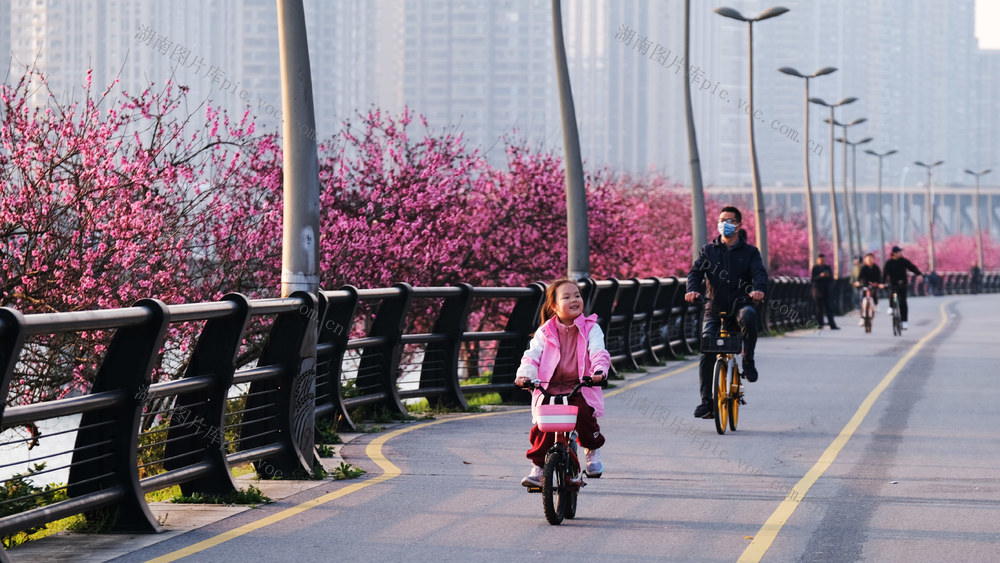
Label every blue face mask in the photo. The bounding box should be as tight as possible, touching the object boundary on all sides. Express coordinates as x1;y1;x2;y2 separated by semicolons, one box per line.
718;221;737;237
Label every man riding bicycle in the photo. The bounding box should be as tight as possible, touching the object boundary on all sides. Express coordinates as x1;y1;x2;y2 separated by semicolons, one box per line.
685;206;768;419
882;246;923;330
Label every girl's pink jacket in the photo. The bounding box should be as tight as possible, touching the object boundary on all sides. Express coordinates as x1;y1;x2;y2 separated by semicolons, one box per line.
516;313;612;422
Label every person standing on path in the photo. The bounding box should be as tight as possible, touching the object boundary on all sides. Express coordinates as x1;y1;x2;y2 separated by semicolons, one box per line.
811;253;839;330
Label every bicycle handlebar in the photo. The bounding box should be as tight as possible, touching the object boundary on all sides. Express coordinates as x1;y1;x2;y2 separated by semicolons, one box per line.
516;372;608;398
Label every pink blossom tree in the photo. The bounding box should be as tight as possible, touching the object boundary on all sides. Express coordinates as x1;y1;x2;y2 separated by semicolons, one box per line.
0;67;282;404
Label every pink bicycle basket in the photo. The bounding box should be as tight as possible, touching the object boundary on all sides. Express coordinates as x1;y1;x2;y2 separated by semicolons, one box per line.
536;403;578;432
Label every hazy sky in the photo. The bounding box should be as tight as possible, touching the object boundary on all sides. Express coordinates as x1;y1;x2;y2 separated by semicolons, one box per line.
976;0;1000;48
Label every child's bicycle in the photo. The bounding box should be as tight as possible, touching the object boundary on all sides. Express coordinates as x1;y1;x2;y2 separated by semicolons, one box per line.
889;290;903;336
858;284;876;333
699;298;749;435
518;375;604;525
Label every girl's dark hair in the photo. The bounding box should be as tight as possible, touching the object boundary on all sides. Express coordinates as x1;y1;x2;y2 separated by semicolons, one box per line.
539;278;578;325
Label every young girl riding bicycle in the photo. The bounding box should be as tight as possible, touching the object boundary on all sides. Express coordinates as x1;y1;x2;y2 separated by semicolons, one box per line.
514;279;611;488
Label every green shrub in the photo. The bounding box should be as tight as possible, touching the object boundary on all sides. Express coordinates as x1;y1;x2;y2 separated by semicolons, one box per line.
1;464;65;548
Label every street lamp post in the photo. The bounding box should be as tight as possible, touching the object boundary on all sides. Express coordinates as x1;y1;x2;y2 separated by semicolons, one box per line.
552;0;589;281
809;96;857;277
964;168;993;270
827;116;867;261
836;135;872;254
714;5;789;271
778;65;837;266
913;160;944;272
864;148;898;262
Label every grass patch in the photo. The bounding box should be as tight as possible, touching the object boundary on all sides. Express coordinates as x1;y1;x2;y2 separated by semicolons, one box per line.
316;444;335;458
331;462;365;480
170;485;272;507
145;485;181;503
315;416;342;445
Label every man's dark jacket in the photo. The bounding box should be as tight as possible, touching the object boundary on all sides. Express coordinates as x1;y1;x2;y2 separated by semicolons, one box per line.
686;231;768;311
882;257;922;287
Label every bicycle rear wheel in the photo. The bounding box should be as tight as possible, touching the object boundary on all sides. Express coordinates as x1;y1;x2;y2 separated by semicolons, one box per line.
714;358;729;435
542;451;568;525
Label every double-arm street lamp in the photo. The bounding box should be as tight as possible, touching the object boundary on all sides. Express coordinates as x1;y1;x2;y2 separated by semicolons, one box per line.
836;135;872;256
778;65;837;266
810;96;858;277
864;148;898;262
913;160;944;272
827;117;867;261
714;5;789;270
964;168;992;270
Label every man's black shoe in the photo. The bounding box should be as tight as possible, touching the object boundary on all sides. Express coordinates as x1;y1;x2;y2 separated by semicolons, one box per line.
693;399;713;419
743;359;758;382
829;325;840;330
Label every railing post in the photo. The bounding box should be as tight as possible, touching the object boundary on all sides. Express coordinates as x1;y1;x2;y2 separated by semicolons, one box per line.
649;277;676;361
676;277;700;356
316;285;359;431
635;278;660;365
68;298;170;533
164;293;252;496
612;279;640;371
495;282;545;403
246;291;318;477
424;284;473;409
0;308;27;425
358;283;412;417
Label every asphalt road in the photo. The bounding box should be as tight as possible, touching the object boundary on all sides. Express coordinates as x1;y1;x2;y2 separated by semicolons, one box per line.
47;294;1000;562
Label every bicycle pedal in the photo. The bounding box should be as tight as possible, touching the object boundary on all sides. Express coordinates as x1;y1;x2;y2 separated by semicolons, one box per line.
525;486;541;493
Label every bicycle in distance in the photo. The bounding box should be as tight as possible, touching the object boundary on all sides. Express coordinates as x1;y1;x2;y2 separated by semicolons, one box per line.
889;290;903;336
857;284;877;333
517;375;605;525
698;298;749;435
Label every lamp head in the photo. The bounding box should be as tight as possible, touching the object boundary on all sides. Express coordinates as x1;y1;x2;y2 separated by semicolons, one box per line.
809;96;829;106
857;137;873;145
849;117;867;126
813;66;838;77
837;96;858;106
713;7;747;21
778;66;803;77
756;6;790;21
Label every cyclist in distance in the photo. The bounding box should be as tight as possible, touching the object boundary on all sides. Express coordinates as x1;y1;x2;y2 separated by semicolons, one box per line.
855;253;882;325
882;246;923;330
685;206;768;419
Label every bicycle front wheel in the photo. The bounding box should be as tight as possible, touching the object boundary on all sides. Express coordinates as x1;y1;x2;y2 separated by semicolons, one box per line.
729;365;740;431
542;451;568;525
714;358;729;435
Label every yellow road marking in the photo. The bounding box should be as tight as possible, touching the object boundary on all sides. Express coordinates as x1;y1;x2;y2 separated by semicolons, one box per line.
149;360;695;561
738;301;951;562
605;361;697;398
147;411;515;562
